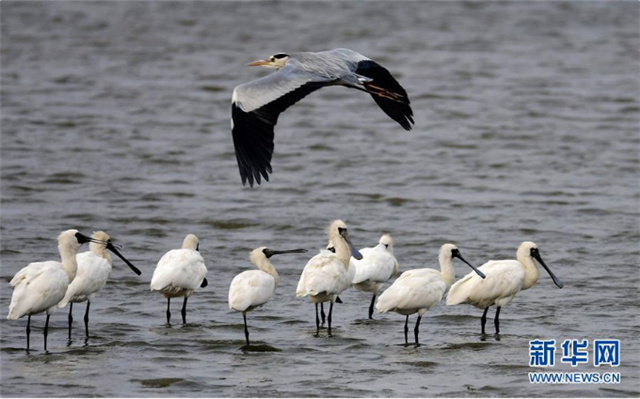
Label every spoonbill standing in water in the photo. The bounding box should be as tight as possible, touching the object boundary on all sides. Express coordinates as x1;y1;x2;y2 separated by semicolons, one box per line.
231;48;414;186
446;241;563;334
351;234;399;319
150;234;208;324
58;231;141;339
7;229;99;350
296;220;363;336
229;247;308;345
376;244;485;346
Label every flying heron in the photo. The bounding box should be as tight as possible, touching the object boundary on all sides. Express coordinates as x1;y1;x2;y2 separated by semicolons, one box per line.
231;48;414;186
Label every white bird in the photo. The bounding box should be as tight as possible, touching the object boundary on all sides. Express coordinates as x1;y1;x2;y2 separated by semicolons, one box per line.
57;231;140;339
296;220;363;336
231;48;414;186
150;234;208;324
446;241;563;335
229;246;307;345
376;244;485;346
351;234;399;319
7;229;100;351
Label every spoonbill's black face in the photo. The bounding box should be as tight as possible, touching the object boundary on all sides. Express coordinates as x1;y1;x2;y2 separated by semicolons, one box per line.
451;248;486;279
530;247;564;288
338;227;363;260
105;240;142;276
262;248;308;258
196;242;200;252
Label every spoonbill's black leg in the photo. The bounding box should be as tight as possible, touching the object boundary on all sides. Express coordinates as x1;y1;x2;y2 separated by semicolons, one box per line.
481;307;489;334
68;302;73;340
414;315;422;346
315;303;320;335
368;295;376;319
327;302;334;336
166;298;171;324
44;314;50;351
84;301;90;337
404;315;409;345
181;297;188;324
243;313;250;346
320;302;326;326
494;306;501;334
26;315;31;351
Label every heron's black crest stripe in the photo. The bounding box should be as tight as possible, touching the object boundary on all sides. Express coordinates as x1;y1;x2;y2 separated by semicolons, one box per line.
355;60;414;131
232;81;328;187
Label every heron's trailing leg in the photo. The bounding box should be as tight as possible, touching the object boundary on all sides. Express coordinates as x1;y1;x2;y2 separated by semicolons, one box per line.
494;306;501;334
44;314;50;351
320;302;326;326
26;315;31;351
181;297;188;324
414;315;422;346
315;303;320;335
166;297;171;324
368;295;376;320
68;302;73;340
243;313;250;346
404;315;409;345
327;302;334;336
481;307;489;334
84;301;90;337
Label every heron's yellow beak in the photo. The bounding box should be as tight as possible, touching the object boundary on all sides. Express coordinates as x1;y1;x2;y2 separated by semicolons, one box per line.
248;59;269;67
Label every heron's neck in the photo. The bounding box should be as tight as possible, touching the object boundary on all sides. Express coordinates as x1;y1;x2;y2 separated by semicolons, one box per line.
59;242;78;282
255;257;279;287
438;253;455;288
90;242;111;262
518;255;540;290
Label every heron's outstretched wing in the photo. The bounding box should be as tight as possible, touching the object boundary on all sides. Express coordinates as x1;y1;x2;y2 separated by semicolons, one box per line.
231;65;332;187
355;60;414;131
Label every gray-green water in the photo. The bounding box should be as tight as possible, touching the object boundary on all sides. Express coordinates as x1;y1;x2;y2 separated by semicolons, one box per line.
1;1;639;397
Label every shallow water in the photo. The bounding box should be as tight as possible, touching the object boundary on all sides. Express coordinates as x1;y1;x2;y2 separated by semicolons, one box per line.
1;1;639;397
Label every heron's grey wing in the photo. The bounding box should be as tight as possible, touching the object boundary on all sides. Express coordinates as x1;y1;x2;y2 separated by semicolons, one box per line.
354;60;414;131
231;66;332;187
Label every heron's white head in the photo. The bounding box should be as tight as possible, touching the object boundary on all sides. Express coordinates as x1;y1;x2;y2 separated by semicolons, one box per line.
182;234;200;251
378;234;394;252
248;53;290;70
517;241;563;288
328;220;363;260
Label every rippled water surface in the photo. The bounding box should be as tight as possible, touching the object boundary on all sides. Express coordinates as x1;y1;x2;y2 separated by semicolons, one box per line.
1;1;639;397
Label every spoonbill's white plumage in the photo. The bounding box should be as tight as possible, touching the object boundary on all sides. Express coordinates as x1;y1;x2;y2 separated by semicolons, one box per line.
7;229;98;350
58;231;140;339
231;48;414;186
296;220;363;336
376;244;485;346
351;234;399;319
446;241;563;334
150;234;208;324
229;247;307;345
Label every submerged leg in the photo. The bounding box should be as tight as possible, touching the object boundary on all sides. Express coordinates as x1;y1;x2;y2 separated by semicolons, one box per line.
368;295;376;320
327;302;334;336
26;315;31;351
181;297;188;324
320;302;326;326
68;303;73;340
243;313;250;346
84;301;91;337
494;306;501;334
44;314;50;351
414;315;422;346
166;297;171;324
404;315;409;345
481;307;489;334
315;303;320;335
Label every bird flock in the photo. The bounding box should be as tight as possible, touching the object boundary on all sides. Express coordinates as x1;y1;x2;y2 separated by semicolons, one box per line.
7;220;563;351
7;48;564;352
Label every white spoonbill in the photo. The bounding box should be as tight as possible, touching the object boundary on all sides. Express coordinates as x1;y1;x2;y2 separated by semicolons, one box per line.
7;229;100;350
57;231;141;339
376;244;485;346
296;220;363;336
446;241;563;334
229;247;307;345
150;234;208;324
351;234;399;319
